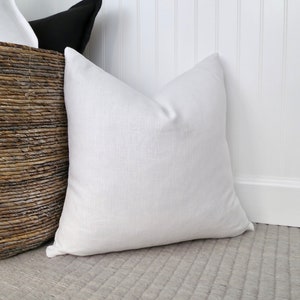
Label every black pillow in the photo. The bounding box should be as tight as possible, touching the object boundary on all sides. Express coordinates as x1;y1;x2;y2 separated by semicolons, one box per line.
29;0;102;53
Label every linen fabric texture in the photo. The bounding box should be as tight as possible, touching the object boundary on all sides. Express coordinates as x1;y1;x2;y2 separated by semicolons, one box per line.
47;48;253;257
0;0;38;47
29;0;102;53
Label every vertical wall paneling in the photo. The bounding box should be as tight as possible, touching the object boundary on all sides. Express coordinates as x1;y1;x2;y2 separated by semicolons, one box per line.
118;0;124;80
136;0;141;74
103;0;122;79
260;0;284;176
138;0;156;95
155;0;159;86
157;0;175;89
284;0;300;178
233;0;242;175
236;0;241;78
279;0;288;176
215;0;220;52
238;0;262;176
117;0;140;87
177;0;195;75
218;0;239;173
194;0;199;64
174;0;179;76
88;0;106;69
197;0;217;61
258;0;264;104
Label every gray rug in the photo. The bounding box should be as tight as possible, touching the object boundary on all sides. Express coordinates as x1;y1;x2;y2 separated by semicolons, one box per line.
0;224;299;300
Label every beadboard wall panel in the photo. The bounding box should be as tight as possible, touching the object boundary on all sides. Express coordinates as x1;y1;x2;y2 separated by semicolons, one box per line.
284;0;300;178
157;0;175;87
17;0;300;226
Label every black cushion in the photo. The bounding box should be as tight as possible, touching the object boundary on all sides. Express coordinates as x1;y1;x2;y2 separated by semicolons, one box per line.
29;0;102;53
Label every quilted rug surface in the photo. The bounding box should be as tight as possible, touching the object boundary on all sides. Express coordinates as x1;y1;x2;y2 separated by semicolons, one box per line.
0;224;299;300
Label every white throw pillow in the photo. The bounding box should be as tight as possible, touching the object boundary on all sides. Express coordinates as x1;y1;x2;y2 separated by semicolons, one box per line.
0;0;38;47
47;48;253;257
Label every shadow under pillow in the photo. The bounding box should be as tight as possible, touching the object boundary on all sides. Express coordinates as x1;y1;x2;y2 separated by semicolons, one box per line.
29;0;102;53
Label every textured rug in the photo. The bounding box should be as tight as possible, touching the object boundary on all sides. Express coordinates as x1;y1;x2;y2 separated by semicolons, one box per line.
0;224;299;300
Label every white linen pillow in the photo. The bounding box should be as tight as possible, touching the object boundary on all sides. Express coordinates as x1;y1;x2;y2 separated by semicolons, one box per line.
47;48;253;257
0;0;38;47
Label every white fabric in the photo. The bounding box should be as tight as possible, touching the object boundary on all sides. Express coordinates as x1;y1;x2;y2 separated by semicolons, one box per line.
0;0;38;47
47;48;253;257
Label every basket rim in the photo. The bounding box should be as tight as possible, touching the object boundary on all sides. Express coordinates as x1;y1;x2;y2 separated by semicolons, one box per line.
0;41;64;58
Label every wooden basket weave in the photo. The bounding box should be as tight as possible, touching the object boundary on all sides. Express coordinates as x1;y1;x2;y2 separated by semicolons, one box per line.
0;42;68;259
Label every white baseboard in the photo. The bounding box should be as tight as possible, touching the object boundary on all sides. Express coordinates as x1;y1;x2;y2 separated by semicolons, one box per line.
235;177;300;227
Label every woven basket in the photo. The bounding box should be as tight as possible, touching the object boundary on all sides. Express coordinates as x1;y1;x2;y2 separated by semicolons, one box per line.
0;42;68;259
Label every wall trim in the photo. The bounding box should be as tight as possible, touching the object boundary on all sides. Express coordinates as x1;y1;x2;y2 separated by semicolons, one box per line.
235;176;300;227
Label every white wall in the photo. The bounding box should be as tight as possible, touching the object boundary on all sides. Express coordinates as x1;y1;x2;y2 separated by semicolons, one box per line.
17;0;300;227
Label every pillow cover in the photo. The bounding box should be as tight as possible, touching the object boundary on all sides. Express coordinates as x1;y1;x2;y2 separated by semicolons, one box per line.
29;0;102;53
47;48;253;258
0;0;38;47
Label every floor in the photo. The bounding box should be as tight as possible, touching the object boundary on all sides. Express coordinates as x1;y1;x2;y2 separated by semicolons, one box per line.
0;223;299;300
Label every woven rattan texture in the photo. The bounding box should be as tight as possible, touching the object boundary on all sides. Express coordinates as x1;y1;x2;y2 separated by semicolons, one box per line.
0;42;68;259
